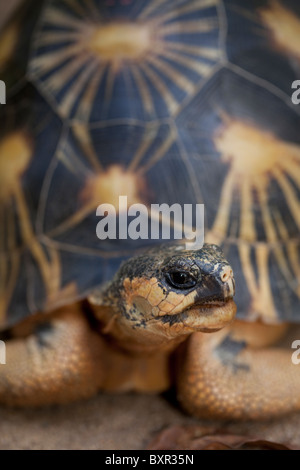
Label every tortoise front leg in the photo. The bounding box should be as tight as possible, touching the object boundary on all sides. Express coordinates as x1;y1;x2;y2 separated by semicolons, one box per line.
0;305;105;406
176;320;300;420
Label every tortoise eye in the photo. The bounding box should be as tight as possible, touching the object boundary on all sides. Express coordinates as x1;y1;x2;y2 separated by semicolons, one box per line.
165;271;197;290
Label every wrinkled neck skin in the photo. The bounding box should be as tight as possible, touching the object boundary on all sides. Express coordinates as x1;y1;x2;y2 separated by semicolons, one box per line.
92;304;189;354
89;287;190;355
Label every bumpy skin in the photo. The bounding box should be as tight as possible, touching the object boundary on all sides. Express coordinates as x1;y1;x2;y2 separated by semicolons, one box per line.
176;321;299;420
0;306;105;407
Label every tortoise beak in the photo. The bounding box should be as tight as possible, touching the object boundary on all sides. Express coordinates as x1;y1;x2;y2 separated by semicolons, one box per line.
183;298;237;332
182;264;236;332
220;265;235;299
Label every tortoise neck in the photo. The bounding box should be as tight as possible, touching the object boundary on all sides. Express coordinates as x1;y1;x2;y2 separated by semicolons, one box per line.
91;304;187;355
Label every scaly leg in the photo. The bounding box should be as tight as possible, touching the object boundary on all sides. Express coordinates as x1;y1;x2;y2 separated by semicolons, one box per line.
176;320;299;420
0;304;172;406
0;305;105;406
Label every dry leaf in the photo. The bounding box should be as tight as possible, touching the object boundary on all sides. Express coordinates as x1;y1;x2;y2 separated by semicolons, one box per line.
147;425;297;450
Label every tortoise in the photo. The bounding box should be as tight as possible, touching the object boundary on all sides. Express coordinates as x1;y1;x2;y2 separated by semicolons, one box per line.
0;0;299;421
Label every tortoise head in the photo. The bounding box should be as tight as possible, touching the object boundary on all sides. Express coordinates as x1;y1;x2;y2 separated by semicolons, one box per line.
89;244;236;348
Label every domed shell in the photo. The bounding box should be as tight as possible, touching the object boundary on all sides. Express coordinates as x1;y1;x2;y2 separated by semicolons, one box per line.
0;0;299;328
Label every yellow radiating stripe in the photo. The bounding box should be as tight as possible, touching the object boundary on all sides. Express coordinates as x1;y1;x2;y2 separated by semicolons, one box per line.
139;132;175;174
76;63;107;122
57;146;90;176
140;63;179;115
48;247;61;294
256;186;295;293
256;181;277;243
146;55;194;94
270;208;296;292
210;170;235;240
0;22;18;69
45;7;85;30
166;41;220;59
128;126;158;172
72;123;103;172
161;18;218;36
273;167;300;230
256;244;277;319
47;201;96;239
238;243;258;299
275;244;296;288
59;59;99;117
149;207;194;237
47;53;90;93
273;209;289;240
130;65;155;116
162;48;213;76
287;142;300;161
36;31;83;47
279;157;300;186
140;0;173;20
239;243;277;320
14;184;56;298
259;1;300;62
31;44;83;74
272;210;299;295
70;142;97;175
158;0;218;25
273;209;297;287
240;178;256;242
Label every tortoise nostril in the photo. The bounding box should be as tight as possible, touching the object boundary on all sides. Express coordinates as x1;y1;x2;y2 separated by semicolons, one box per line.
220;266;233;283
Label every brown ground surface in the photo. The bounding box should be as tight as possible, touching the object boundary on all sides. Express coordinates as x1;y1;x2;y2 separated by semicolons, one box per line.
0;392;300;450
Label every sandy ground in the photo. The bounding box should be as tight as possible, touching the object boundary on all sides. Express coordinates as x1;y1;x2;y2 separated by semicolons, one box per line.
0;392;300;450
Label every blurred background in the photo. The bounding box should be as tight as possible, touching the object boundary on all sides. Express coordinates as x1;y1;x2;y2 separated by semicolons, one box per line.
0;0;20;29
